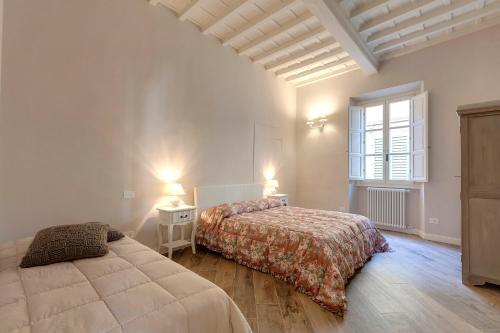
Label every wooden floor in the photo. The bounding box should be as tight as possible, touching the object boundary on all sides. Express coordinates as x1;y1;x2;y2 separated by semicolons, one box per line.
172;232;500;333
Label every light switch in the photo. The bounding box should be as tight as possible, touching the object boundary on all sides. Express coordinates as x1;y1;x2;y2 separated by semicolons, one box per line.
123;191;136;199
429;217;439;225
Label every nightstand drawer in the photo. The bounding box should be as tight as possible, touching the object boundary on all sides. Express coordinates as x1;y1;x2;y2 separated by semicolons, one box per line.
173;210;194;223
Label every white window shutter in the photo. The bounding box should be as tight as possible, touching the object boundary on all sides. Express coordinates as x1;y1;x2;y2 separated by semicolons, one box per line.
349;106;364;180
411;92;428;182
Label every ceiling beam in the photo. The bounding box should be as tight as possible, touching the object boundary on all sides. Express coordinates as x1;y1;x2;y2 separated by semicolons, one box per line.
294;65;360;86
303;0;378;74
367;0;475;45
350;0;390;20
238;12;314;56
373;1;500;54
276;48;346;77
285;56;353;81
264;37;337;71
359;0;434;34
222;0;300;46
202;0;251;35
381;14;500;60
179;0;201;21
252;26;327;63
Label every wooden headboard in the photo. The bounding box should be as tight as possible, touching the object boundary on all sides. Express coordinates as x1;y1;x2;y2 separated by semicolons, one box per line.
194;183;264;218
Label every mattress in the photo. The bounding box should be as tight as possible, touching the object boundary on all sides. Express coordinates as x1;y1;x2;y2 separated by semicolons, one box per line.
0;236;251;333
196;201;390;316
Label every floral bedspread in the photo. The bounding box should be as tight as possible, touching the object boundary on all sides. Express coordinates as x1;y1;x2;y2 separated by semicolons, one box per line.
195;199;390;316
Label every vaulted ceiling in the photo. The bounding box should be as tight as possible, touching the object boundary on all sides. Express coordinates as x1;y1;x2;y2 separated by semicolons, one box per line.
150;0;500;86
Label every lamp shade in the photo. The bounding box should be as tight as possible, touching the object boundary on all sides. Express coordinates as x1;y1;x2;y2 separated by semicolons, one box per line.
165;183;186;196
266;179;279;188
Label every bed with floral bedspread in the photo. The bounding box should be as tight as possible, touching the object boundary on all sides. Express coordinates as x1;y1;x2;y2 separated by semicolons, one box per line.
195;198;390;316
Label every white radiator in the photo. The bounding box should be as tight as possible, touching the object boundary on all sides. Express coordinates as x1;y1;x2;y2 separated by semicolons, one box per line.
367;187;407;229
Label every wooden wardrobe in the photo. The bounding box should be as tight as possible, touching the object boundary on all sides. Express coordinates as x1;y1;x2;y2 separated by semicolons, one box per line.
458;101;500;286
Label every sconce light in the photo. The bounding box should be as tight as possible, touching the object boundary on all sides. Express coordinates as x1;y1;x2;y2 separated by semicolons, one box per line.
306;117;328;130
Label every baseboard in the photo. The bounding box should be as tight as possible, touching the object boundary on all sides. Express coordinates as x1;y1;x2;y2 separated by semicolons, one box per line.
376;224;421;236
376;224;461;246
418;232;461;246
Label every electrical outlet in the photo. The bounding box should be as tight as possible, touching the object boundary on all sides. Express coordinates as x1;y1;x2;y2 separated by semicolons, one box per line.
123;191;136;199
429;217;439;225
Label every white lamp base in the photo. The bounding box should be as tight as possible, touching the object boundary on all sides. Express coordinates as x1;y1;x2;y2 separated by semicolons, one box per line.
170;200;181;207
264;188;277;196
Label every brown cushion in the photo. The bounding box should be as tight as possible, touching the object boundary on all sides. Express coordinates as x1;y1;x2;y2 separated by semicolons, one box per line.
84;222;125;242
107;227;125;242
20;222;109;268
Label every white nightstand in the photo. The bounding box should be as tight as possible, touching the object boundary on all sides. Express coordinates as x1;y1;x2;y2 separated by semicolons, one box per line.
156;205;197;259
267;194;288;206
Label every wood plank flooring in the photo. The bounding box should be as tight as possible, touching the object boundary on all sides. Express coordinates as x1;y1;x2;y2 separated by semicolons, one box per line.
172;232;500;333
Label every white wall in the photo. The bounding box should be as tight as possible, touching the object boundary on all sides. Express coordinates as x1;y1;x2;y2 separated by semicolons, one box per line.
0;0;296;247
0;0;3;115
296;25;500;242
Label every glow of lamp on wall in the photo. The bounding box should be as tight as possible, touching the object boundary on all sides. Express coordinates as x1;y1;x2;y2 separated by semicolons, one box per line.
306;117;328;130
264;167;276;181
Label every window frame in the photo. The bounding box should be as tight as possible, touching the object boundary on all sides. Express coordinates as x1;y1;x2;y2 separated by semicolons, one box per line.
361;100;385;183
356;93;416;187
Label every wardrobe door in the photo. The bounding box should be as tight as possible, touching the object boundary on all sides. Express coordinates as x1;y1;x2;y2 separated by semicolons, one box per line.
467;112;500;283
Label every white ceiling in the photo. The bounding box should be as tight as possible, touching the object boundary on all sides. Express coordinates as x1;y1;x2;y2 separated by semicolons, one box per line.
151;0;500;86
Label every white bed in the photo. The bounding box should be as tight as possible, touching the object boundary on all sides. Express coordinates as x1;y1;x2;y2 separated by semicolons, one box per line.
0;235;251;333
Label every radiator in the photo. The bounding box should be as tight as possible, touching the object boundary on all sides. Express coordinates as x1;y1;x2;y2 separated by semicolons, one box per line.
367;187;407;229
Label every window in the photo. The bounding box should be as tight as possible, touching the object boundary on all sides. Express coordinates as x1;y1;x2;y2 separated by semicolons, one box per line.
349;92;428;184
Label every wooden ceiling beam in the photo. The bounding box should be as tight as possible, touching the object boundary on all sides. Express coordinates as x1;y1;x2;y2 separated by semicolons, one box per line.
202;0;251;35
374;2;500;54
294;65;360;86
350;0;390;20
237;12;315;56
359;0;434;34
381;14;500;60
251;26;327;63
285;56;352;81
179;0;201;21
276;48;346;77
222;0;300;46
264;37;337;71
367;0;476;45
303;0;378;74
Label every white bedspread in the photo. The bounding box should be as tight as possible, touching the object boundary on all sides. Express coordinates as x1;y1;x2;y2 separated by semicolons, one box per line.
0;236;251;333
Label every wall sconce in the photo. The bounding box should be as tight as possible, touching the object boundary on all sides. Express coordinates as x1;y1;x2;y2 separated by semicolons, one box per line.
306;117;328;130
